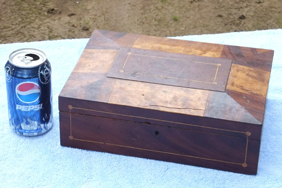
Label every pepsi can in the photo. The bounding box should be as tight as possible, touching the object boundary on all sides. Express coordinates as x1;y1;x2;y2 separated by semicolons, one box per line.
4;48;53;136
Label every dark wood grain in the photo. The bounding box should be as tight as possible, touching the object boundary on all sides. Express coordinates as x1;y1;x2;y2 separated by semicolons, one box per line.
60;110;260;175
59;30;273;175
220;45;274;72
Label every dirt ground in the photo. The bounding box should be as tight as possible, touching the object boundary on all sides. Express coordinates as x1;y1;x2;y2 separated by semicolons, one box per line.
0;0;282;44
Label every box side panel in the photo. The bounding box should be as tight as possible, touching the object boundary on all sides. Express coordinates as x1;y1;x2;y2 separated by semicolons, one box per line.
60;111;260;175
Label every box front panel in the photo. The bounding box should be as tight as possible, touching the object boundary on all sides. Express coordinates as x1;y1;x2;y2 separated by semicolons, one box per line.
60;111;260;174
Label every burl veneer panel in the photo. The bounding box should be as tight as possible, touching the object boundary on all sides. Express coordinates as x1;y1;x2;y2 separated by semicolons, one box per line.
133;35;224;58
107;79;209;116
59;30;274;175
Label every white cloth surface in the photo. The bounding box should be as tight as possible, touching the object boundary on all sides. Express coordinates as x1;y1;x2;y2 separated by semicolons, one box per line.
0;30;281;188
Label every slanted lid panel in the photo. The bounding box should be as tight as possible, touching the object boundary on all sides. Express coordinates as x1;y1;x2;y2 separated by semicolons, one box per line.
106;78;210;117
59;30;139;103
85;30;120;50
85;30;139;50
97;30;139;48
59;48;119;103
204;91;261;125
220;45;273;125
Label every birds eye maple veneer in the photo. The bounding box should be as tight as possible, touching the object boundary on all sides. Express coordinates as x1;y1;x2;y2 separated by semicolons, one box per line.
59;30;273;175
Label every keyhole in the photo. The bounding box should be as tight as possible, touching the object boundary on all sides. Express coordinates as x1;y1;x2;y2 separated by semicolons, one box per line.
155;131;159;136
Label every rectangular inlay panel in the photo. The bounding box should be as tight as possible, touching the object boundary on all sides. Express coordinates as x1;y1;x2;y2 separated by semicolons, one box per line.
107;48;232;91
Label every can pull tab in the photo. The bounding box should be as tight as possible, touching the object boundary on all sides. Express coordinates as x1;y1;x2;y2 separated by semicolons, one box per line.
18;54;40;65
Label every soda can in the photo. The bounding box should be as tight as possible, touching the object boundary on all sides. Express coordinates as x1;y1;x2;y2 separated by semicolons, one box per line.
4;48;53;136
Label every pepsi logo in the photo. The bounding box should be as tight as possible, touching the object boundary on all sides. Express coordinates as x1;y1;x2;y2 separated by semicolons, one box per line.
16;82;40;103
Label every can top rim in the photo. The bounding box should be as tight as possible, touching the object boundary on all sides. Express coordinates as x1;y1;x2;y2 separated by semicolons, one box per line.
9;48;47;68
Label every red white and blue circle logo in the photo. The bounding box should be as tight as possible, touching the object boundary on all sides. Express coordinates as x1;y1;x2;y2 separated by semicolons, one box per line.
16;82;40;103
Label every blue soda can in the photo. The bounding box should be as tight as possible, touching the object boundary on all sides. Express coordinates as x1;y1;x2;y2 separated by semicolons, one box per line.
4;48;53;136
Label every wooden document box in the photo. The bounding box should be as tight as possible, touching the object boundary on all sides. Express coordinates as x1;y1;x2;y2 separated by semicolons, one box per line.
59;30;273;175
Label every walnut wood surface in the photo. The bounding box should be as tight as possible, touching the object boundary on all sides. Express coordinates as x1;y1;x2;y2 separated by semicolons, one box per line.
60;30;273;125
59;30;273;175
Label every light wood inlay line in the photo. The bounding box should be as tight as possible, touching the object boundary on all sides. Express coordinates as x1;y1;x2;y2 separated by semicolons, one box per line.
213;64;221;82
244;135;249;164
69;109;73;136
122;52;132;69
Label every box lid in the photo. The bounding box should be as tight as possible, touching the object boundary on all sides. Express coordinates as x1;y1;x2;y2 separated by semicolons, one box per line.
59;30;273;138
